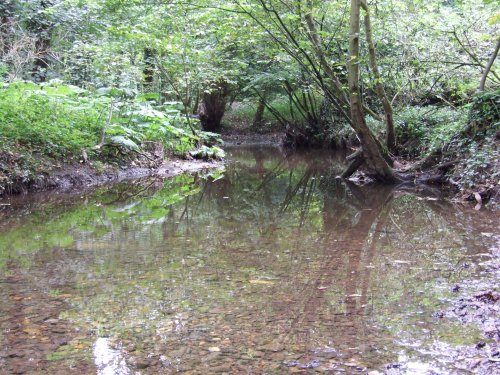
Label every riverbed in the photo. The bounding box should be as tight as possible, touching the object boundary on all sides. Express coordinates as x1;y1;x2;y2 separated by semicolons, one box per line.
0;145;498;374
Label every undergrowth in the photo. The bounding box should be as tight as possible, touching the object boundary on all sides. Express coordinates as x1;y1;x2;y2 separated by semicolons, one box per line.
394;90;499;195
223;100;287;133
0;80;224;194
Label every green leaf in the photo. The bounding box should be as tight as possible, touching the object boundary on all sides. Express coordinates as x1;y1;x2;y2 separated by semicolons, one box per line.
109;136;140;151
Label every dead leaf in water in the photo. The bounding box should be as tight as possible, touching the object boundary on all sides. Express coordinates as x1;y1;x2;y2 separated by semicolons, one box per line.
393;260;411;264
23;326;41;336
249;280;275;285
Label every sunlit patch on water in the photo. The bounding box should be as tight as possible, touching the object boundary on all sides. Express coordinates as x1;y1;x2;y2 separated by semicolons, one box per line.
93;337;130;375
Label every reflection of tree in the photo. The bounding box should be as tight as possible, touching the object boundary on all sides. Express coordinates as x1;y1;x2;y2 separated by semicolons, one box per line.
266;179;396;362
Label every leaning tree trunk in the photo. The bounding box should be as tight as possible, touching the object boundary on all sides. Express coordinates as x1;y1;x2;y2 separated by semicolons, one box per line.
347;0;396;182
479;37;500;91
199;80;228;132
361;0;396;150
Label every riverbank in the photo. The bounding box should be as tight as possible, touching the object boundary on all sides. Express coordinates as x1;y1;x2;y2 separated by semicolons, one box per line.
0;155;222;197
0;81;225;197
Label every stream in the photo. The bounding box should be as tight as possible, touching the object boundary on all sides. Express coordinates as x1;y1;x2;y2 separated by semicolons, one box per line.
0;145;498;374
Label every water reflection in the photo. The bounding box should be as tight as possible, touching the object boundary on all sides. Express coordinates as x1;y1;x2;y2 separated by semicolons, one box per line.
0;145;498;374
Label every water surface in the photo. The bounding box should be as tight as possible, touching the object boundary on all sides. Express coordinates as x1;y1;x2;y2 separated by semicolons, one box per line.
0;146;498;374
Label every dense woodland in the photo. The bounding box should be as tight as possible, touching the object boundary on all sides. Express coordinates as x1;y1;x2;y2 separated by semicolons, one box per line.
0;0;498;198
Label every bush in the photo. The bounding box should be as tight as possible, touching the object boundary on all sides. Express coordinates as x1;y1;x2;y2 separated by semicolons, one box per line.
395;106;468;157
0;81;103;157
0;80;225;193
468;89;500;132
0;80;224;160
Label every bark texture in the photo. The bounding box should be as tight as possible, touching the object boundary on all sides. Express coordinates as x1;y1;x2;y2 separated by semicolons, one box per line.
348;0;395;182
199;80;228;132
361;0;396;149
143;48;155;89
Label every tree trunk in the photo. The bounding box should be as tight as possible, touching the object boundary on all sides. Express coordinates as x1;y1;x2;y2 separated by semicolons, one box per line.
361;0;396;150
479;37;500;91
199;80;228;132
304;6;350;109
304;3;384;125
191;88;200;114
1;6;13;57
143;48;155;91
253;92;267;127
348;0;396;182
29;1;52;82
32;38;49;82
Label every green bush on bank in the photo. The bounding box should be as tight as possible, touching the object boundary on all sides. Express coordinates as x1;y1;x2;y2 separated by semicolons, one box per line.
393;91;499;191
0;81;103;157
0;80;223;158
454;90;499;190
394;105;468;157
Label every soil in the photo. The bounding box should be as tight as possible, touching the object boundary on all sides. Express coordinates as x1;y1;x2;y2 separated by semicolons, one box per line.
0;158;223;197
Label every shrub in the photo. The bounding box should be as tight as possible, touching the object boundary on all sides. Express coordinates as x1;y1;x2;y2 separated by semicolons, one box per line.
0;81;103;157
395;106;468;157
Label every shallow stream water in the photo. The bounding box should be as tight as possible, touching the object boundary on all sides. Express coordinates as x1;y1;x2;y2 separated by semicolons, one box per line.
0;146;498;374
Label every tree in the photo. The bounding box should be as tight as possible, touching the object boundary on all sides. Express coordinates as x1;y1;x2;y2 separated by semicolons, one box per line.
346;0;395;181
233;0;396;180
199;80;229;131
360;0;395;149
479;37;500;91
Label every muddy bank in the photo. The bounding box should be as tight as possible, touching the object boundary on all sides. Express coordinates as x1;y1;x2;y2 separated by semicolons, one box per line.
0;158;223;197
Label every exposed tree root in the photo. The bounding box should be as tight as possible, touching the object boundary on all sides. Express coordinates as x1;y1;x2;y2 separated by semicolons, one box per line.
340;147;459;187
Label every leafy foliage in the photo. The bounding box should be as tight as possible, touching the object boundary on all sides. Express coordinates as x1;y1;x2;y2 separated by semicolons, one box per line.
468;89;500;128
0;80;223;193
0;81;103;157
395;106;468;156
1;0;499;192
